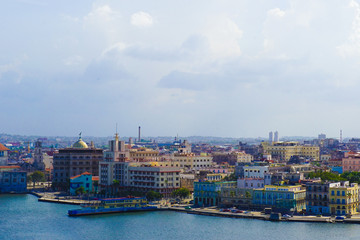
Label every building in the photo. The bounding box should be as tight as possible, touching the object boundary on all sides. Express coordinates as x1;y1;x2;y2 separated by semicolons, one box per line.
235;165;269;178
274;131;279;142
269;131;274;143
194;181;236;207
0;166;27;193
252;185;306;213
0;143;9;166
33;140;45;170
130;149;159;162
220;187;253;209
261;142;320;162
342;153;360;172
99;134;181;197
237;178;264;189
52;135;103;190
70;172;93;195
306;181;338;216
173;153;213;170
329;181;359;216
235;151;253;163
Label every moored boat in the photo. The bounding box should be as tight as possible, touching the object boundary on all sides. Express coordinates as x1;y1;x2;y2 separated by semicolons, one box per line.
68;197;157;216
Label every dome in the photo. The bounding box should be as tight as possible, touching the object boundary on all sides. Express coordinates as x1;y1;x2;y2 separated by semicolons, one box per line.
72;138;88;149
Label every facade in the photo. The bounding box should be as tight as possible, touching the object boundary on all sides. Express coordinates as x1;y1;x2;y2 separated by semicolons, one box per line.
130;149;159;162
194;181;236;207
237;178;264;189
128;164;180;197
241;166;269;178
235;151;253;163
33;140;45;170
0;143;9;166
0;166;27;193
262;142;320;162
329;181;359;216
70;172;93;195
173;153;213;170
52;135;103;190
99;135;181;197
220;187;253;208
252;185;306;213
342;155;360;172
306;181;338;215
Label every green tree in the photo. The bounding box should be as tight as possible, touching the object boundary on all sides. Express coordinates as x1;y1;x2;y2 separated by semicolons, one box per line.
308;171;345;182
75;186;85;196
146;191;163;201
29;171;46;188
223;173;237;181
172;187;190;199
341;172;360;184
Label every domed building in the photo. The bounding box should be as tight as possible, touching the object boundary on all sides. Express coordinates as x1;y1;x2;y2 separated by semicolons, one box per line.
52;133;103;191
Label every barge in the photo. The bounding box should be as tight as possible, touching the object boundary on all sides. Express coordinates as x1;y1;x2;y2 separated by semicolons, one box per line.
68;197;157;216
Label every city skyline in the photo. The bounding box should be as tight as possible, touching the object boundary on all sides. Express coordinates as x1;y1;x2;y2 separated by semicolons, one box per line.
2;1;360;137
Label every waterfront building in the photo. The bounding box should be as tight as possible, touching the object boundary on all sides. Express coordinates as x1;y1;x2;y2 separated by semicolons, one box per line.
0;143;9;166
306;181;338;215
220;187;253;209
0;166;27;193
180;173;195;192
70;172;93;195
194;181;236;207
99;134;181;197
173;152;213;170
261;142;320;162
252;185;306;213
329;181;359;216
52;135;103;190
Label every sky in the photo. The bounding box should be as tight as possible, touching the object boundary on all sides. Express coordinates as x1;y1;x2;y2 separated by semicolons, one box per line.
1;0;360;138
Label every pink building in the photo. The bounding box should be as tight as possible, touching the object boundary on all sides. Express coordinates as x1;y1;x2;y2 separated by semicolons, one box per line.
343;154;360;172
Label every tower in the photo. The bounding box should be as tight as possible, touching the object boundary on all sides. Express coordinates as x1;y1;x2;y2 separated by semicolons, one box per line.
269;131;274;143
34;140;45;170
138;126;141;142
274;131;279;142
340;130;343;143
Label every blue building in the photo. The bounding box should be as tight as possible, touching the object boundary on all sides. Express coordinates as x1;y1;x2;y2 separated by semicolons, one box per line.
0;166;27;193
194;181;236;207
70;172;93;195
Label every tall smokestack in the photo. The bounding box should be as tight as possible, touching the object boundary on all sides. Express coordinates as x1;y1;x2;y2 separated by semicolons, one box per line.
138;126;141;142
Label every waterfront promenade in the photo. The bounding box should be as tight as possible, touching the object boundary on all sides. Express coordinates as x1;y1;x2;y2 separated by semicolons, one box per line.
31;191;360;224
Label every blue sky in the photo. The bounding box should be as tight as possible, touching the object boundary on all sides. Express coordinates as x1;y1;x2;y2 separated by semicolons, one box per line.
1;0;360;138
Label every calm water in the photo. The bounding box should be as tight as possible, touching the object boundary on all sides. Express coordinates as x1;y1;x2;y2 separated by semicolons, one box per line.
1;194;360;240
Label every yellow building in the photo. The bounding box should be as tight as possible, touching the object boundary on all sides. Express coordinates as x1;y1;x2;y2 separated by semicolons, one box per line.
329;182;359;216
173;153;213;170
261;142;319;162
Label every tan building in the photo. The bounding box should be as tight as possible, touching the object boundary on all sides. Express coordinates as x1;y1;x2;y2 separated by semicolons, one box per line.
235;151;253;163
262;142;319;162
130;149;159;162
173;153;213;170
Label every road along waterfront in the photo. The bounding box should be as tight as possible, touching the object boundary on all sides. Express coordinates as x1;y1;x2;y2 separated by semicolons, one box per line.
2;194;360;240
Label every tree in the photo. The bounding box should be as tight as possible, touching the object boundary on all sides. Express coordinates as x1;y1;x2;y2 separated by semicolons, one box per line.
172;187;190;199
146;191;163;201
223;173;237;181
75;186;85;196
308;171;345;182
29;171;46;188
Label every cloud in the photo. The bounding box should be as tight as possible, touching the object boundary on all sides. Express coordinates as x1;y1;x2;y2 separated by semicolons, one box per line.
267;8;285;17
131;11;153;27
63;55;83;66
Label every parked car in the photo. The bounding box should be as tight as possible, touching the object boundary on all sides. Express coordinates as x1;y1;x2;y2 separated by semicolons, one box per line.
282;214;292;219
335;216;345;220
189;200;194;204
185;206;192;210
221;209;231;212
235;210;243;213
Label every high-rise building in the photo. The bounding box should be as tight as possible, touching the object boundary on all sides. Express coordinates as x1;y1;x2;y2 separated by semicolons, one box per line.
274;131;279;142
269;131;274;143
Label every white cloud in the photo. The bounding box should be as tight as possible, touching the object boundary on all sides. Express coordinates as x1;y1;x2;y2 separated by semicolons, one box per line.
267;8;285;17
131;11;153;27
